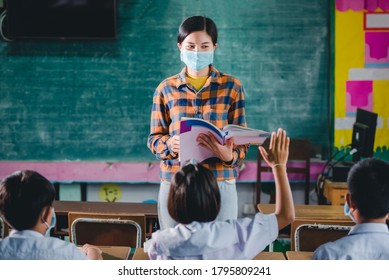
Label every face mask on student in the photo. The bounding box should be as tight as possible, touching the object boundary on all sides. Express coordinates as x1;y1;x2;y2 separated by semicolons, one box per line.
180;50;214;71
344;201;356;223
42;207;56;237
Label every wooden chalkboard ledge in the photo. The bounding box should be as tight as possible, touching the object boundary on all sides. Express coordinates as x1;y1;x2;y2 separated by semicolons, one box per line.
0;161;325;184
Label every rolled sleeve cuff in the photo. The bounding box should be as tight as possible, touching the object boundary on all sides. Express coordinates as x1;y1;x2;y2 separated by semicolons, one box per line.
222;150;238;167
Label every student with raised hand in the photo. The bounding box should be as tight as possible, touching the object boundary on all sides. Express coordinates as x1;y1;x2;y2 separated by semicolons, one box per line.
147;15;248;230
147;128;294;260
313;158;389;260
0;170;102;260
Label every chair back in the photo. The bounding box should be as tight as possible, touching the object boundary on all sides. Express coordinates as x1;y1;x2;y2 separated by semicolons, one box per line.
256;138;311;204
68;212;145;247
294;223;352;251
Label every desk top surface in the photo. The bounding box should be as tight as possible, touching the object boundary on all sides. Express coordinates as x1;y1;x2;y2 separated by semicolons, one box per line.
78;246;131;260
100;246;131;260
285;251;313;260
253;251;286;260
53;200;158;217
132;248;286;260
257;204;351;221
132;248;150;260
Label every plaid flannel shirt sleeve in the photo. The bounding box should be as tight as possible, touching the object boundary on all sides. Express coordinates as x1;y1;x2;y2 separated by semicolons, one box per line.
223;85;249;167
147;88;178;160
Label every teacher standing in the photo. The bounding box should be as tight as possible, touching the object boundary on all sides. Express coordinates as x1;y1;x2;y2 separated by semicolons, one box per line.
147;16;248;229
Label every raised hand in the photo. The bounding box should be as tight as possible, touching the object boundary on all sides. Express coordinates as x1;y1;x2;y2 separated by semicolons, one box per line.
258;128;289;169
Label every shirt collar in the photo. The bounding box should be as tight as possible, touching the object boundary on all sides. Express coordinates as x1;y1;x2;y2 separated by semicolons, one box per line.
177;66;222;88
9;229;45;238
349;223;389;235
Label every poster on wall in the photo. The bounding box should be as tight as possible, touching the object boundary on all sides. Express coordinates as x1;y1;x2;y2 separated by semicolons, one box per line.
334;0;389;160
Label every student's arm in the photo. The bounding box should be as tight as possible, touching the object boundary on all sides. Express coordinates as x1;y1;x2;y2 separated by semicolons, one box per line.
258;128;295;229
80;244;103;260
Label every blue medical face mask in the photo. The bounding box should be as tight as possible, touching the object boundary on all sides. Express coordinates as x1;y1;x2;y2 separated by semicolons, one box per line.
180;50;214;71
344;201;356;223
42;207;56;237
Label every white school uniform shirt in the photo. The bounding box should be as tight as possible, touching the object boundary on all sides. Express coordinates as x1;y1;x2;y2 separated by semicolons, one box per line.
0;230;88;260
147;212;278;260
313;223;389;260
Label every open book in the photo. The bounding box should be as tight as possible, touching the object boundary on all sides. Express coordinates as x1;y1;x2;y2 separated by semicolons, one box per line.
179;118;270;165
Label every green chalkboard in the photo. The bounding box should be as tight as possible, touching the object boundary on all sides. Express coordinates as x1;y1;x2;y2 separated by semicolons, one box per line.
0;0;329;161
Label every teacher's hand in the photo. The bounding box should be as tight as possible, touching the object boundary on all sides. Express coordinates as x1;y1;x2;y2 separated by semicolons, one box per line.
197;132;234;163
167;135;180;154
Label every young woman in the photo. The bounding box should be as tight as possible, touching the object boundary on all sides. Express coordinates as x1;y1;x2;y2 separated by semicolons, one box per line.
147;16;248;229
147;129;295;259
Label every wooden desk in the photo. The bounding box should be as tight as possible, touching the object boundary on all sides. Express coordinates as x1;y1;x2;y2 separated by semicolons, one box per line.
132;248;149;260
285;251;313;260
257;204;354;250
132;248;285;260
53;201;158;238
100;246;132;260
54;200;158;217
253;251;285;260
258;203;350;220
323;179;348;205
78;245;132;260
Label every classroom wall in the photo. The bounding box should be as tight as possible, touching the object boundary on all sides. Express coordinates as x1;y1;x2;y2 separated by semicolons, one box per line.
0;1;330;210
0;0;330;163
333;3;389;160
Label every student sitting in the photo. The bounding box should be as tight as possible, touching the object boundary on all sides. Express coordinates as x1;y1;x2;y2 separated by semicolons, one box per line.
0;170;102;260
313;158;389;260
147;128;295;259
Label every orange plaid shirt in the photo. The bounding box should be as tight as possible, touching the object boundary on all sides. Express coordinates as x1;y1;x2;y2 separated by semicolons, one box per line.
147;66;248;181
